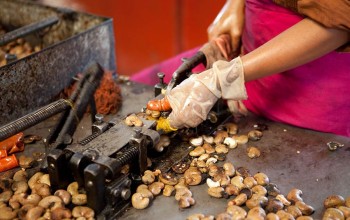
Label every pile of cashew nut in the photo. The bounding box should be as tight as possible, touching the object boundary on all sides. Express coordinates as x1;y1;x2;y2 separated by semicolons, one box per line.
322;195;350;219
130;120;335;219
0;25;41;67
0;170;94;220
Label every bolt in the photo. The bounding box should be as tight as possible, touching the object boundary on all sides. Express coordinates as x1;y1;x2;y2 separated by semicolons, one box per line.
86;181;93;188
95;114;104;123
121;189;131;200
133;127;142;139
157;72;165;84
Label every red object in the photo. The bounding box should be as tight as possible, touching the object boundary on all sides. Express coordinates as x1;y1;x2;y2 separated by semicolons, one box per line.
0;150;7;159
0;132;25;154
0;154;19;172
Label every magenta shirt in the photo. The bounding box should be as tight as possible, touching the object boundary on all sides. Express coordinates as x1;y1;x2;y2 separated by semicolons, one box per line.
131;0;350;137
243;0;350;137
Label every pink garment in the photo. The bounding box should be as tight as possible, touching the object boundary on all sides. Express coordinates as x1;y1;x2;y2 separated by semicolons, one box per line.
131;0;350;137
243;0;350;137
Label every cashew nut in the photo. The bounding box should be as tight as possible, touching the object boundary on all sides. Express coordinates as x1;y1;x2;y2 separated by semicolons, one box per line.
324;195;345;208
28;172;44;189
0;190;13;203
125;114;143;127
72;206;95;218
223;137;237;149
253;172;269;186
295;201;314;216
226;205;247;218
276;194;291;206
206;178;220;188
202;143;215;154
13;170;28;182
51;207;72;220
189;136;203;147
202;135;214;144
179;196;195;209
67;181;79;196
247;146;261;159
189;146;205;157
248;130;263;141
155;135;170;152
223;162;235;177
142;170;156;185
162;185;175;197
223;123;238;135
184;167;202;186
148;182;164;196
72;194;87;205
26;206;45;220
54;189;71;205
228;193;247;206
175;187;192;201
323;208;344;220
0;206;17;220
246;194;268;209
38;195;64;210
287;188;303;203
247;207;266;219
208;186;225;198
32;183;51;197
215;144;229;154
286;205;302;218
265;198;284;213
233;135;248;145
214;130;228;144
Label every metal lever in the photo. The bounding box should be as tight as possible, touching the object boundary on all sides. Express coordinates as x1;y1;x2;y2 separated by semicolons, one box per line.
0;16;59;46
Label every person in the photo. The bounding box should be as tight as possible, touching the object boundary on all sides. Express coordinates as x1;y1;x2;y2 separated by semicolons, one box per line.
132;0;350;137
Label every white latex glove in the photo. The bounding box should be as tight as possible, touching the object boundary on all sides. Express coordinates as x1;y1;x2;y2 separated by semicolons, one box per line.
166;57;247;129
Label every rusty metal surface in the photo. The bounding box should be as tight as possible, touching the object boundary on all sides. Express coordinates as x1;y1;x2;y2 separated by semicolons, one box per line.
0;0;116;126
120;100;350;218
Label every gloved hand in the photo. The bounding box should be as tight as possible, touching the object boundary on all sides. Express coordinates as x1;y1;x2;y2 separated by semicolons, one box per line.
166;57;247;129
199;34;233;68
207;0;245;58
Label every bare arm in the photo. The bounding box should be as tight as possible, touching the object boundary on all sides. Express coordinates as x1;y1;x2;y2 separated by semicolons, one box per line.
242;18;350;82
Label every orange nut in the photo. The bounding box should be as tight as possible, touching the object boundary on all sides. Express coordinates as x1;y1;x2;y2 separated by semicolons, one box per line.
0;154;19;172
0;149;7;159
147;97;172;112
0;132;25;154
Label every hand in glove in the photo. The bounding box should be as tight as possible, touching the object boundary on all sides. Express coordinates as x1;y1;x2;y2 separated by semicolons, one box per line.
166;57;247;129
208;0;245;59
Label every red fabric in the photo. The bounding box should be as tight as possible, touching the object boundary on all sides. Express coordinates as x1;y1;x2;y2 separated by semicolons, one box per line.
131;0;350;137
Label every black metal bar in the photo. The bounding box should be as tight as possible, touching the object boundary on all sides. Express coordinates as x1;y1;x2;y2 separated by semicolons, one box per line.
0;16;59;46
85;163;106;214
0;99;72;141
52;62;104;149
47;148;74;192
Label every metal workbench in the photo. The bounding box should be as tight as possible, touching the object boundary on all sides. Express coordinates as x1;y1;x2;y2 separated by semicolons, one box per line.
118;82;350;220
2;81;349;219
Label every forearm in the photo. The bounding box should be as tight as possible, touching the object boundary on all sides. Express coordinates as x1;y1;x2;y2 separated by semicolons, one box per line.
241;18;350;82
